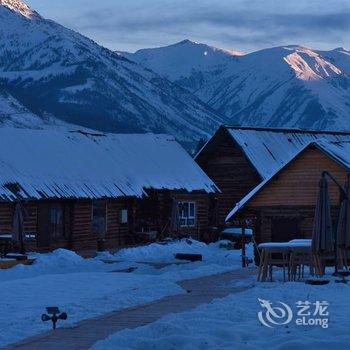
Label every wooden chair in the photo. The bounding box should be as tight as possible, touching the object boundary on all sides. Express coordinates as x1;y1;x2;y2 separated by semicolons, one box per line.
338;248;349;270
289;246;313;281
258;245;290;282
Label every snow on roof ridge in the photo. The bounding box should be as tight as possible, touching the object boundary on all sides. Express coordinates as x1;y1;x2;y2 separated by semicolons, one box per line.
224;125;350;135
0;0;39;18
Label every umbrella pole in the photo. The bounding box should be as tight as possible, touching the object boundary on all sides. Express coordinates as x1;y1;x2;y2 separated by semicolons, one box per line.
322;171;350;276
335;202;340;276
20;235;25;255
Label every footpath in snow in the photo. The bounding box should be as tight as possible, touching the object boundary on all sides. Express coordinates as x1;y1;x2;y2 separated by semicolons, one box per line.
0;239;248;347
92;269;350;350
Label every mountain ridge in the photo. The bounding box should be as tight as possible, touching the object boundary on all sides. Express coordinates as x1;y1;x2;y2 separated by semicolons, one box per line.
123;41;350;131
0;2;223;141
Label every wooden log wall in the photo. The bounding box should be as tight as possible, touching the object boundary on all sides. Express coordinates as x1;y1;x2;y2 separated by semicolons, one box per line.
0;202;37;233
0;192;211;252
134;190;211;241
171;191;210;241
106;198;130;248
71;198;132;251
196;129;261;226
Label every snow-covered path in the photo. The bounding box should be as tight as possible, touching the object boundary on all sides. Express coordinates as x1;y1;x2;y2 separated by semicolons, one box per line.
6;268;256;350
0;239;250;348
92;272;350;350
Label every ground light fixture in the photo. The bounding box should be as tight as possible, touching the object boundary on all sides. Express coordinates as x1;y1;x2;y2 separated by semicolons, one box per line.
41;307;68;330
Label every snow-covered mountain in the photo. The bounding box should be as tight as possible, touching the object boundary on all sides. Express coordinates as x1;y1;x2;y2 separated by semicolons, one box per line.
125;41;350;131
120;40;244;92
0;1;222;141
0;88;53;128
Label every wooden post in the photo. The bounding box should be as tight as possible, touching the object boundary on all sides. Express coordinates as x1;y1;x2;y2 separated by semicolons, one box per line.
241;219;246;268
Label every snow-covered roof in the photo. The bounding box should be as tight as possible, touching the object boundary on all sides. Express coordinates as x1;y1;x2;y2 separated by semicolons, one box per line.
226;139;350;221
316;140;350;171
226;126;350;179
0;128;217;201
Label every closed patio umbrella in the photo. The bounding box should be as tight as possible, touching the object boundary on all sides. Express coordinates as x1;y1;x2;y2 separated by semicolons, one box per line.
312;176;334;276
12;202;27;254
336;176;350;269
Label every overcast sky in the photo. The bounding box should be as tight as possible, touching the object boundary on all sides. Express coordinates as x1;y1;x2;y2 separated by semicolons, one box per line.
26;0;350;53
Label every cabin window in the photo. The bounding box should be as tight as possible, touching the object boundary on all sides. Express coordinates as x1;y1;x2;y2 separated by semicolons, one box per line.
119;209;128;224
179;202;196;227
92;201;107;237
50;204;64;239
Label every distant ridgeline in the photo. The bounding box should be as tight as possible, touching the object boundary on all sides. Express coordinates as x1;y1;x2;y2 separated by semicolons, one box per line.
0;1;350;145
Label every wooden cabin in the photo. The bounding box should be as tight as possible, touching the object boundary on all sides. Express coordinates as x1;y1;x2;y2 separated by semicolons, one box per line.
195;125;350;227
0;128;218;253
226;141;350;261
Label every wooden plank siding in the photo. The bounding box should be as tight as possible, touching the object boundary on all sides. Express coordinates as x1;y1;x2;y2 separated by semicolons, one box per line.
248;147;348;208
196;128;261;226
242;147;349;250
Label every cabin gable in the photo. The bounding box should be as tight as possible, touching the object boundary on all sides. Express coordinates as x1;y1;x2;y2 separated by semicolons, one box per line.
196;127;261;224
247;147;348;208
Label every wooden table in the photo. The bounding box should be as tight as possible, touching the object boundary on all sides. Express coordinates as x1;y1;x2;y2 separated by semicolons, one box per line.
258;241;312;282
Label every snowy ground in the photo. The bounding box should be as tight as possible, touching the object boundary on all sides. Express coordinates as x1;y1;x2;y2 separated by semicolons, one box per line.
0;239;247;347
92;270;350;350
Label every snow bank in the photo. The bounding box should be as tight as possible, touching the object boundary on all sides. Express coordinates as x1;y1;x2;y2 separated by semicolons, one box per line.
113;239;208;262
107;239;252;282
0;249;110;283
0;270;182;347
113;238;248;264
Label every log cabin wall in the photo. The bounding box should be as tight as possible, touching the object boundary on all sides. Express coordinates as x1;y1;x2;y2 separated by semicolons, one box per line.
0;202;13;232
245;147;349;246
171;191;210;241
106;198;131;248
0;191;211;252
0;197;134;252
134;190;163;234
0;201;37;233
71;198;133;251
134;190;211;241
195;128;261;226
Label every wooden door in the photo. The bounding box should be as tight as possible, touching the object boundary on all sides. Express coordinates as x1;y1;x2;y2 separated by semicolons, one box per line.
37;202;51;248
271;217;300;242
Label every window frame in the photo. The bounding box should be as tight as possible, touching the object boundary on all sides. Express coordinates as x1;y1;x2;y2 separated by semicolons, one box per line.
119;209;128;225
179;201;196;228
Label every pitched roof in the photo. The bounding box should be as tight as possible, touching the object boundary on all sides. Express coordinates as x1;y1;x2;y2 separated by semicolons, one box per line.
196;125;350;179
0;128;217;201
226;140;350;221
316;140;350;171
225;126;350;179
